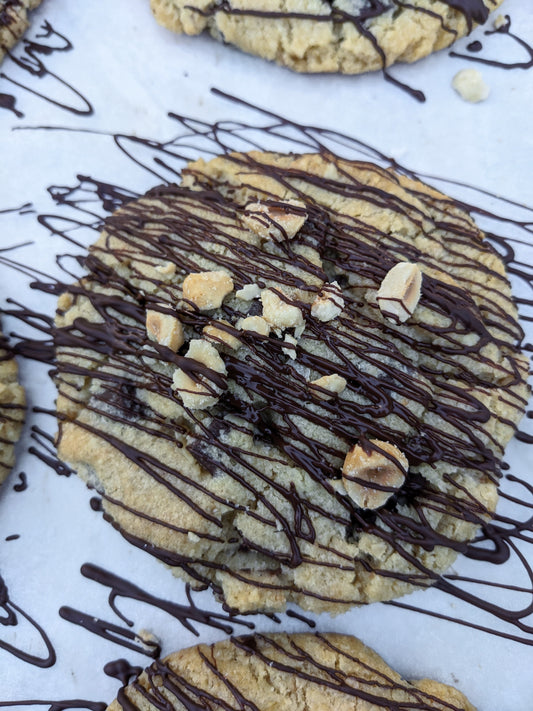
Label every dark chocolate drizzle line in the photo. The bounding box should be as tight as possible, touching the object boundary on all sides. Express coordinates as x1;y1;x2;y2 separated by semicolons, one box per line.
0;701;106;711
115;633;468;711
12;471;27;491
58;563;253;656
450;15;533;69
104;658;143;686
3;92;533;646
0;574;56;668
0;21;93;118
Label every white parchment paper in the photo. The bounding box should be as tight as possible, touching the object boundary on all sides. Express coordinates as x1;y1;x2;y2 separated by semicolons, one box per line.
1;0;533;707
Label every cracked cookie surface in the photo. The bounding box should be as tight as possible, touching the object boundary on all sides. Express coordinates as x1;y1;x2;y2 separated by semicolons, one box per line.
150;0;503;75
0;321;25;484
56;151;528;615
108;632;476;711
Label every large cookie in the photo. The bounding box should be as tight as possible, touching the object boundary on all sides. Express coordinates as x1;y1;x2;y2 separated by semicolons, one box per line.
0;321;25;484
55;151;528;615
0;0;42;64
150;0;503;75
108;632;476;710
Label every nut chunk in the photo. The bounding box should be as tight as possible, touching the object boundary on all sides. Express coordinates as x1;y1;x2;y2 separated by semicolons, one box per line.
310;373;347;400
342;440;408;509
172;339;226;409
146;309;184;352
183;271;234;310
237;315;271;337
242;199;307;242
203;320;241;350
311;281;344;322
452;69;490;104
376;262;422;324
261;288;304;329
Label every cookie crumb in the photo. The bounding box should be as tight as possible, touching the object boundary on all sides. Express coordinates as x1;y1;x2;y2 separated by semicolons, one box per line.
452;69;490;103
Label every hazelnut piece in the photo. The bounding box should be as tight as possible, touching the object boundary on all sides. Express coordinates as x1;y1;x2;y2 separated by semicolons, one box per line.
342;439;408;509
182;271;234;310
376;262;422;323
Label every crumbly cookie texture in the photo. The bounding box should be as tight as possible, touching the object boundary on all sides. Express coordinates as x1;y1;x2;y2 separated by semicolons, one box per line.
452;68;490;103
150;0;503;75
0;324;25;484
108;633;476;711
0;0;42;63
56;150;528;615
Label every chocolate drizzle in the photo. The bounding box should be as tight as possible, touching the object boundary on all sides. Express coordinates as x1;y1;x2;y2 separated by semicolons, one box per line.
0;20;93;118
104;659;143;686
0;574;56;668
0;702;106;711
58;563;253;655
49;144;528;612
3;92;533;646
12;470;27;491
450;15;533;69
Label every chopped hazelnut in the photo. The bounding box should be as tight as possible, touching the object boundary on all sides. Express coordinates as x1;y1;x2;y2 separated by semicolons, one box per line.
241;199;307;242
182;271;234;310
342;439;408;510
172;339;226;409
282;334;298;360
237;315;271;336
261;288;304;330
376;262;422;323
235;283;261;301
146;309;184;352
203;320;241;350
309;373;347;400
311;281;344;322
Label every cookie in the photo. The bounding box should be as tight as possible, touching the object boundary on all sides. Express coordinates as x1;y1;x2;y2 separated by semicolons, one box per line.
55;151;528;615
0;321;25;484
108;632;476;711
150;0;503;75
0;0;42;63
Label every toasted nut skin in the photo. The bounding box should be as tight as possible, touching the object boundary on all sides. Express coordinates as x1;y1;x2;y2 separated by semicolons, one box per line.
172;339;226;409
241;199;307;242
310;373;347;400
203;320;241;350
237;315;271;336
261;288;304;329
146;309;184;352
235;283;261;301
182;271;234;310
342;439;408;509
311;281;344;322
376;262;422;323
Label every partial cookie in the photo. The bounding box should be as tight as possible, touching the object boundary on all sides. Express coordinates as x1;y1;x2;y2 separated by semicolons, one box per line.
150;0;503;75
55;151;528;615
0;0;42;64
109;633;476;711
0;321;25;484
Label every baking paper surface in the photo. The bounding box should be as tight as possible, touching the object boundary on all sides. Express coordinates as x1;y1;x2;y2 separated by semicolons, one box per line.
1;0;533;707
